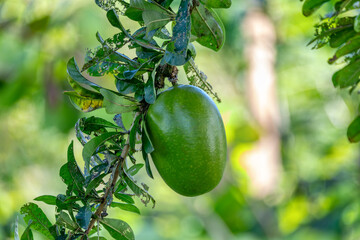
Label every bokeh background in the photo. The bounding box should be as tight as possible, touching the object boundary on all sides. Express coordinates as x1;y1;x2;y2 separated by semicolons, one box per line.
1;0;360;239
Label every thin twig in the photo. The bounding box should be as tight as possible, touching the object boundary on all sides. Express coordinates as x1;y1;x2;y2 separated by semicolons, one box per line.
81;112;141;239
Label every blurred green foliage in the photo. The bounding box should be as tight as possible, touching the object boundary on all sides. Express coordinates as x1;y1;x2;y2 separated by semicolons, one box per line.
0;0;359;239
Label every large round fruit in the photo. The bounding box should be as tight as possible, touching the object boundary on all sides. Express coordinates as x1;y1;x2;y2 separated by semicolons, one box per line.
144;84;227;196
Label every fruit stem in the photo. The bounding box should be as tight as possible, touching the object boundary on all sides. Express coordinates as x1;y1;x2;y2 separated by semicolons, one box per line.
81;112;141;239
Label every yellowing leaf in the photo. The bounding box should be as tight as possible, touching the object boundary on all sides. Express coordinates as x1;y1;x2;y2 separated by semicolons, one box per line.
64;91;103;112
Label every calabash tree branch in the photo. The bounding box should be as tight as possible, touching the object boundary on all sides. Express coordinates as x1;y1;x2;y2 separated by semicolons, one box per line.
82;112;141;238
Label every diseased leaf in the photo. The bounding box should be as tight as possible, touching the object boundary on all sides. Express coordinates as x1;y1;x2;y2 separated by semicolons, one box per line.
110;202;141;214
348;116;360;142
191;4;225;51
95;0;129;14
83;132;121;169
20;203;54;240
199;0;231;8
165;0;191;65
114;192;135;204
68;78;103;98
76;205;92;229
308;23;353;47
34;195;57;206
124;172;155;207
184;58;220;102
100;89;138;114
302;0;330;17
332;58;360;88
67;57;101;91
64;91;103;113
101;218;135;240
83;32;131;75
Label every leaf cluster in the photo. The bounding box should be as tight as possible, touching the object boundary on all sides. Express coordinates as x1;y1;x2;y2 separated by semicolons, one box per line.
302;0;360;142
18;0;231;239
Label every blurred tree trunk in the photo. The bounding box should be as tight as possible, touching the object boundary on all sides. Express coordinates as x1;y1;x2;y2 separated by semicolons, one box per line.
242;9;281;199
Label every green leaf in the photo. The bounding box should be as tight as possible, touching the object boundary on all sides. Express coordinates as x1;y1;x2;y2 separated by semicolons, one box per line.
20;203;54;239
126;0;171;22
164;42;190;66
34;195;57;206
332;58;360;88
110;202;141;214
83;132;121;169
329;36;360;64
107;9;164;52
114;114;127;131
127;163;144;176
143;10;172;33
165;0;191;65
141;123;154;154
347;116;360;142
191;4;225;51
55;194;68;211
85;173;106;196
79;116;120;135
141;149;154;179
76;205;92;229
21;223;34;240
116;78;143;94
144;75;156;104
68;78;103;98
100;89;138;114
88;237;107;240
100;218;135;240
141;121;154;178
302;0;330;17
199;0;231;8
67;57;102;91
329;28;355;48
355;15;360;32
66;142;86;194
114;192;135;204
124;172;155;207
64;91;103;112
56;211;79;231
129;114;142;150
60;164;84;196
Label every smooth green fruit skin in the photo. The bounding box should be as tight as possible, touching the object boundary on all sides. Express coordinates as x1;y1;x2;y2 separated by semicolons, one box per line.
145;85;227;197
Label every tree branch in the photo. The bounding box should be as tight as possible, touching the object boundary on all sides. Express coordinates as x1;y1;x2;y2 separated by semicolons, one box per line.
81;112;141;239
